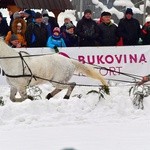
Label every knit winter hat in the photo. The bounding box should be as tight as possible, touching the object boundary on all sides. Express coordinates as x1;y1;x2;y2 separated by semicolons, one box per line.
13;11;21;19
66;22;74;30
43;16;49;22
34;12;42;19
84;9;92;15
42;9;48;15
125;8;133;15
10;34;18;41
53;27;60;33
24;9;32;16
101;11;111;17
146;16;150;23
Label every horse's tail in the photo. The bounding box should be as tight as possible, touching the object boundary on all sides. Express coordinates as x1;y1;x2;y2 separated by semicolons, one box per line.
71;60;110;94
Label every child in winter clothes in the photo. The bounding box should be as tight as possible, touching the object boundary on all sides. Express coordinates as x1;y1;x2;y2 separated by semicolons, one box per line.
5;18;27;47
8;34;22;48
47;27;66;48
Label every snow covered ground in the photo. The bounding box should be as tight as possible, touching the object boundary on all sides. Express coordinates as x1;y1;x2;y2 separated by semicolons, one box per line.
0;83;150;150
0;5;150;150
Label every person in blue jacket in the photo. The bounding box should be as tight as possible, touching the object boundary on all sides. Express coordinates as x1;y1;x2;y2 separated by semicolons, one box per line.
47;27;66;49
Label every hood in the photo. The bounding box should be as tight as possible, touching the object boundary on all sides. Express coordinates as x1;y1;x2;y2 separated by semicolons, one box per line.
11;18;26;35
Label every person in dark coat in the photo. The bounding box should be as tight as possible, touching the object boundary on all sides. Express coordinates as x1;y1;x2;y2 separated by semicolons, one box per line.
76;9;99;46
23;9;35;26
62;22;78;47
43;16;52;37
98;12;118;46
25;12;48;47
117;8;141;46
0;12;9;37
141;16;150;45
42;9;59;33
8;11;14;30
60;17;74;33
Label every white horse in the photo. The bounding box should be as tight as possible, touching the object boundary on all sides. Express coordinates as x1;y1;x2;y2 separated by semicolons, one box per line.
0;39;109;102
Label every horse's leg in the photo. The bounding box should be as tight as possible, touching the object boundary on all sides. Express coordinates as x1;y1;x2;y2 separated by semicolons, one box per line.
46;88;62;100
64;82;76;99
17;88;33;102
140;99;144;110
10;86;17;102
139;95;144;109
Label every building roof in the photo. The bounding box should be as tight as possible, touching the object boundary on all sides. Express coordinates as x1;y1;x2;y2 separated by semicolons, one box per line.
0;0;73;10
0;0;15;8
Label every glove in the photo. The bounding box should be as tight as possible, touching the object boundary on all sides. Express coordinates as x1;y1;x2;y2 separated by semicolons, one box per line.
143;23;150;33
53;46;59;53
138;75;150;85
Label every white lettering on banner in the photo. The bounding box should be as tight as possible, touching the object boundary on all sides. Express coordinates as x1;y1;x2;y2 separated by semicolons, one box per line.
78;54;147;64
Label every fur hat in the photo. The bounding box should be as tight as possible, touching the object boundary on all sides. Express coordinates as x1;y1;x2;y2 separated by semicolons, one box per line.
34;12;42;19
10;34;18;41
101;11;111;17
66;23;74;30
53;27;60;33
125;8;133;15
13;12;21;19
84;9;92;15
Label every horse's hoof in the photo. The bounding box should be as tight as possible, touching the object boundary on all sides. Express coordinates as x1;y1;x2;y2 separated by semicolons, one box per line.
28;95;34;100
63;95;70;99
46;93;53;100
11;99;16;102
102;85;110;95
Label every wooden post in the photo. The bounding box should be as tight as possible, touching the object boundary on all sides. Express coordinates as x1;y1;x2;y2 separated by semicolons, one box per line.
7;5;22;13
51;9;62;20
80;0;83;19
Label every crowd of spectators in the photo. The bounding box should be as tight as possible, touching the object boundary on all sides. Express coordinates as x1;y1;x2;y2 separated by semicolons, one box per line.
0;8;150;48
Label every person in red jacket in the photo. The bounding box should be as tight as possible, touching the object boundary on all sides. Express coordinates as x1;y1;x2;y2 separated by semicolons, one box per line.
138;75;150;85
141;16;150;45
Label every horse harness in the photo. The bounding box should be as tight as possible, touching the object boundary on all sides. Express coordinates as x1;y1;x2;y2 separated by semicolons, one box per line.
4;52;78;87
5;51;37;86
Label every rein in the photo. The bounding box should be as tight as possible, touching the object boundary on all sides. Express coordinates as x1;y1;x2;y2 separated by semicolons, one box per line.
0;53;54;59
5;51;37;86
4;52;104;87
